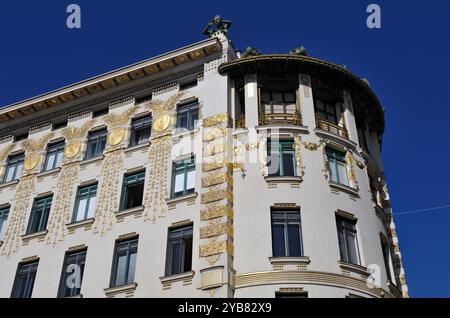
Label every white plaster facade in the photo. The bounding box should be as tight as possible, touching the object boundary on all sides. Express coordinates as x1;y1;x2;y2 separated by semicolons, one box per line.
0;31;407;298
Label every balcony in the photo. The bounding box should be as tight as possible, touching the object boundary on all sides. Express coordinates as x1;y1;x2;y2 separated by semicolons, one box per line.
316;118;348;139
259;110;302;126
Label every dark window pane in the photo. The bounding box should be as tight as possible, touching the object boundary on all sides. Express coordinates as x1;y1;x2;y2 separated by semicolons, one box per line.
166;225;193;276
282;152;295;176
170;241;182;275
183;236;193;272
287;224;302;257
272;224;286;257
111;239;138;287
11;262;38;298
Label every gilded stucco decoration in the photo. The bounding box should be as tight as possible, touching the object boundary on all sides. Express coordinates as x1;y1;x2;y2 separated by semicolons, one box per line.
145;92;185;116
62;121;95;160
346;151;358;189
1;176;36;257
303;141;321;151
93;148;124;235
321;142;330;180
0;144;15;162
104;107;137;128
294;136;305;177
46;163;79;245
142;135;171;223
258;132;268;176
22;132;55;171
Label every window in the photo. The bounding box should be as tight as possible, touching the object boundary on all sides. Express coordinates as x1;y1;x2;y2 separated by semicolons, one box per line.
336;216;360;265
110;238;138;287
11;261;39;298
176;102;199;131
85;129;107;160
3;154;24;183
381;237;392;282
315;99;338;124
52;120;68;131
171;156;195;197
135;94;152;105
120;171;145;210
326;147;349;186
0;206;9;241
180;80;198;91
271;210;303;257
130;116;152;147
165;225;193;276
268;140;296;177
27;196;52;234
73;184;97;222
58;249;86;298
261;91;296;114
275;292;308;298
14;133;29;143
92;108;109;118
43;142;65;171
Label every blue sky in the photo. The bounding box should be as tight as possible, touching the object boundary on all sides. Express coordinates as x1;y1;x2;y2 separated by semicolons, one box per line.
1;0;449;297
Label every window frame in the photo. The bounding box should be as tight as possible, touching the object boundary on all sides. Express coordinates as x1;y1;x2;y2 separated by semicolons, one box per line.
26;196;52;234
261;90;297;114
11;261;39;298
43;141;65;172
275;291;308;298
0;206;10;240
171;156;196;198
3;153;24;183
268;139;297;177
326;147;349;186
129;115;152;147
84;129;107;160
110;238;139;288
72;184;98;222
315;98;338;124
119;171;146;211
176;102;199;131
336;216;361;265
165;225;193;276
57;249;87;298
271;209;303;258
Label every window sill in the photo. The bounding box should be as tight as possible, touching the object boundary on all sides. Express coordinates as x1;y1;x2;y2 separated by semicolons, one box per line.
67;294;83;299
329;181;359;197
104;282;137;298
315;128;357;149
125;141;150;154
339;261;369;277
79;155;104;167
166;192;198;209
0;180;19;190
265;176;302;184
159;271;195;289
21;230;48;244
66;218;95;232
37;167;61;178
256;125;309;134
269;256;311;271
115;206;144;221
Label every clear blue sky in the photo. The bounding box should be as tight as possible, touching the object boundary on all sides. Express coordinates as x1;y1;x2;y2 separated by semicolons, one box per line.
1;0;449;297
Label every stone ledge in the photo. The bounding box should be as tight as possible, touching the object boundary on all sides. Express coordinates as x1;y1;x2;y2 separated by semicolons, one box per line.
166;192;198;209
124;142;150;154
339;261;369;277
269;256;311;271
115;206;144;221
37;167;61;179
160;271;195;290
104;282;137;298
329;181;359;197
264;176;303;186
79;155;104;167
0;180;19;190
66;218;95;233
21;230;48;245
315;128;358;149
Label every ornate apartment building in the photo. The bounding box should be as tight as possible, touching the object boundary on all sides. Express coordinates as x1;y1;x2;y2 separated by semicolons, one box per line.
0;18;408;298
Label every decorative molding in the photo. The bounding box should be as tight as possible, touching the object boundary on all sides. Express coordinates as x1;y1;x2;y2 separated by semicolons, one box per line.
200;204;233;221
202;113;229;127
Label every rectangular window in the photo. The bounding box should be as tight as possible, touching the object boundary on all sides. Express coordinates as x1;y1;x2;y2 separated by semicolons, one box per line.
27;196;52;234
0;206;10;241
11;261;39;298
43;141;65;171
58;249;86;298
176;102;199;131
120;171;145;211
73;184;97;222
171;156;195;198
326;147;349;186
92;108;109;118
110;238;138;287
315;99;338;124
3;154;24;183
336;216;360;265
130;116;152;147
85;129;107;160
52;120;68;131
261;91;297;115
179;80;198;91
165;225;193;276
135;94;152;105
14;133;29;143
271;210;303;257
268;140;296;177
275;292;308;298
381;237;392;282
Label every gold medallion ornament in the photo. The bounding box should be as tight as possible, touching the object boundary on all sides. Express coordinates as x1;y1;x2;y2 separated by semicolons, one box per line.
64;141;82;159
107;128;125;146
153;114;171;132
24;153;40;171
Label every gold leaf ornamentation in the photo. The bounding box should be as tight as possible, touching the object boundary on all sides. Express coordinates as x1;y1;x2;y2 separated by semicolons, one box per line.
105;107;137;128
62;121;95;140
21;132;55;153
0;144;15;161
145;92;185;116
107;128;125;146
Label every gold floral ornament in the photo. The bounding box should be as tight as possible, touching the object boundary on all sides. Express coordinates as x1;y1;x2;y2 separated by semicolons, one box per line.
107;128;125;146
0;144;15;162
64;141;82;159
21;132;54;171
104;107;137;128
24;153;40;171
145;92;185;116
62;121;95;140
153;114;171;132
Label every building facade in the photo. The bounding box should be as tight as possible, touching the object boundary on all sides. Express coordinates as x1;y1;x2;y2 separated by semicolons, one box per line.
0;23;408;298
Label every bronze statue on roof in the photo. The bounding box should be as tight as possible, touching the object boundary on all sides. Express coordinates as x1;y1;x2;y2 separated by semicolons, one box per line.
203;15;232;37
